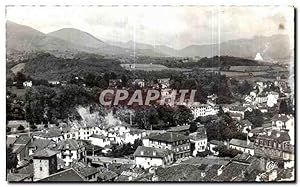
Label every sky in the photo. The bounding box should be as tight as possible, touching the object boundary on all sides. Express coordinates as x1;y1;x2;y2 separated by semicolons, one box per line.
6;6;294;49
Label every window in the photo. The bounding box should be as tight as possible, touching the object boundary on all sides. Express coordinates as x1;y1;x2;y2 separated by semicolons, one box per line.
40;167;42;171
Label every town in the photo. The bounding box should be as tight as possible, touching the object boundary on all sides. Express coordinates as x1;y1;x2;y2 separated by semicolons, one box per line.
5;6;295;183
6;58;295;181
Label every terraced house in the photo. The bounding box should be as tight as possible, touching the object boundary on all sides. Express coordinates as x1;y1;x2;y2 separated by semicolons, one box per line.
143;132;190;160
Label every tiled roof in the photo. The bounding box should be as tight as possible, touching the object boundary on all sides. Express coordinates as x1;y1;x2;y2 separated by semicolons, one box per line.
29;139;52;150
167;125;190;132
89;134;107;139
272;114;292;122
54;139;85;151
133;146;172;159
257;130;291;142
7;173;32;182
156;164;203;181
38;168;86;182
12;144;26;154
189;131;207;141
239;120;253;126
33;127;62;138
7;136;17;146
209;140;224;146
14;136;31;145
212;162;249;181
32;148;58;158
148;132;189;143
229;139;254;149
97;167;118;181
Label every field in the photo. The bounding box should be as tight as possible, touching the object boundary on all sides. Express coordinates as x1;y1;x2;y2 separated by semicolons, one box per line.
121;64;191;72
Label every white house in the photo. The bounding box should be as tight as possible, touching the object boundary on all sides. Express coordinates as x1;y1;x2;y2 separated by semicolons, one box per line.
209;140;224;155
23;81;32;87
229;138;254;156
133;146;174;169
272;114;294;145
53;139;86;167
189;128;207;156
191;103;219;119
89;134;110;148
267;91;279;107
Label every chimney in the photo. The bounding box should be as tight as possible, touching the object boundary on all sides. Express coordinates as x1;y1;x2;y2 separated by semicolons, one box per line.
217;166;224;176
153;151;156;156
267;130;272;136
276;132;280;138
246;136;250;145
201;172;206;177
66;144;70;149
152;175;158;182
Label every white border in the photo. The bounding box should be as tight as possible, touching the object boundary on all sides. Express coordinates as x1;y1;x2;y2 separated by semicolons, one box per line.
0;1;299;187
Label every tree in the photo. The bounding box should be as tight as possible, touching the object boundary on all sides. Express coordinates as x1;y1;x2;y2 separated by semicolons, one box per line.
6;127;11;133
15;72;27;88
213;145;242;158
173;105;193;126
189;122;198;133
17;125;25;131
244;109;264;128
7;145;18;172
279;100;293;114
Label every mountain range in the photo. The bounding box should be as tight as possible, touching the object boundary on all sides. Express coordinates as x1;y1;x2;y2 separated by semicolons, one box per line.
6;21;293;61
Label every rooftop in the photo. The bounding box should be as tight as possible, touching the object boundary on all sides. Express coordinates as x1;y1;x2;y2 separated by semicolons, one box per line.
134;146;173;159
229;139;254;149
38;168;86;182
53;139;85;151
14;136;31;145
32;148;58;158
148;132;189;143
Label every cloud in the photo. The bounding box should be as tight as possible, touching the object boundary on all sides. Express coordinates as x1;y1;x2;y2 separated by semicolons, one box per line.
6;6;294;49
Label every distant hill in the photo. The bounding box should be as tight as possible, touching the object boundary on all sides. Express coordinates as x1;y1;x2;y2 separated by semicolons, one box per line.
6;21;293;63
179;35;292;61
22;52;126;81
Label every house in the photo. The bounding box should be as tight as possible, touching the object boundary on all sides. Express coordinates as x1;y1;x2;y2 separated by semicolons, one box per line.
53;139;86;166
7;120;29;133
12;136;31;165
255;93;268;104
143;132;190;160
48;80;60;85
167;125;190;134
32;149;58;181
33;127;63;143
229;138;254;155
254;129;292;161
209;140;224;155
228;105;253;120
23;81;32;87
89;134;110;148
267;91;279;107
271;114;294;145
68;121;102;140
157;78;170;89
109;79;122;88
29;138;54;155
236;120;253;134
38;168;85;182
7;173;33;182
72;162;99;181
191;103;219;119
189;127;207;156
133;146;174;169
128;79;145;88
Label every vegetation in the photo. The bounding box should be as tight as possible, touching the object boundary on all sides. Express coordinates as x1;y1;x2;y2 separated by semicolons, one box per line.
213;145;242;158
